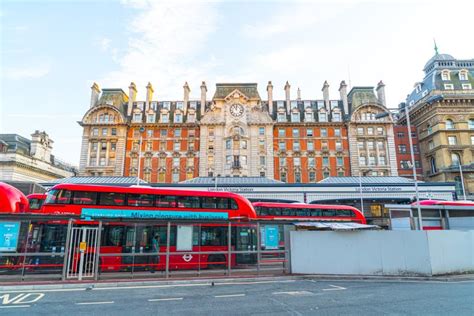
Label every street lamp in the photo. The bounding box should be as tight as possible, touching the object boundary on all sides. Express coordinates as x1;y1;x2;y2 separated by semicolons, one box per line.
455;159;467;200
376;106;423;230
136;126;145;186
356;143;364;212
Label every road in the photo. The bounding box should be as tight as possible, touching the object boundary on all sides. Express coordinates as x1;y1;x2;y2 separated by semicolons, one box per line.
1;279;473;315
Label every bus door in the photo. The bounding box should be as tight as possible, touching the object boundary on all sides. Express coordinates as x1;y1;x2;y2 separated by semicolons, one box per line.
66;225;99;280
234;225;257;264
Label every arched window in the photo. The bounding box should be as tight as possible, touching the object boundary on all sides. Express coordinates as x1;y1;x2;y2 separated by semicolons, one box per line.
446;119;454;130
459;70;468;81
441;70;450;81
430;157;437;174
451;153;461;166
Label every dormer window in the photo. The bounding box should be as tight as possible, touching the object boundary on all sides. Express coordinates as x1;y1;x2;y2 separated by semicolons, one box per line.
137;102;145;110
303;101;311;108
291;112;300;122
176;101;184;110
333;112;341;122
330;100;338;109
441;70;450;81
133;113;142;122
462;84;472;90
459;70;468;81
290;101;298;109
304;111;313;122
277;101;285;109
277;112;286;122
188;113;195;123
151;101;158;110
319;112;327;122
146;113;155;123
161;113;169;123
317;101;325;110
163;101;171;110
175;113;183;123
444;84;454;90
415;84;422;93
189;101;197;109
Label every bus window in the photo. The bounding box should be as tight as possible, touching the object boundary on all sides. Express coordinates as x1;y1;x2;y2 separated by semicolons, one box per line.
44;190;58;204
310;209;322;217
216;198;229;209
338;210;353;217
98;192;126;206
281;208;292;216
201;227;227;246
104;226;124;246
322;209;336;217
38;225;68;252
270;208;282;216
72;191;97;205
29;198;44;210
128;194;154;207
230;199;239;210
176;196;200;208
156;195;176;208
56;190;72;204
295;208;309;216
201;197;217;209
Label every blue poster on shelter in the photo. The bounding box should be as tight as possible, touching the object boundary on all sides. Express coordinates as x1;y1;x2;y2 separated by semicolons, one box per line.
264;225;279;250
0;222;21;252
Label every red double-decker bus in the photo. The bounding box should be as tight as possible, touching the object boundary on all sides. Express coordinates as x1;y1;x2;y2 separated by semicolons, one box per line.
252;202;366;224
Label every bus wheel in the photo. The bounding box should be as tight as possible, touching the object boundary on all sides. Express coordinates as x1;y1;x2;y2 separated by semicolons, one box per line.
207;255;226;269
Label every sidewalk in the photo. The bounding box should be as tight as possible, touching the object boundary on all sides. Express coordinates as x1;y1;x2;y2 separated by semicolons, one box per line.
1;273;473;292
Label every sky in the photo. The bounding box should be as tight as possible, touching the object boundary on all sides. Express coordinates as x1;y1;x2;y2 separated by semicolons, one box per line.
1;0;473;166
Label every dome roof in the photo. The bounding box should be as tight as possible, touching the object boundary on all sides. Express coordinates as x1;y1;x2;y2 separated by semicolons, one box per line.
424;53;455;70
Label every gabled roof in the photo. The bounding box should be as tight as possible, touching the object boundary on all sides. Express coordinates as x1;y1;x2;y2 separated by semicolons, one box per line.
318;176;422;184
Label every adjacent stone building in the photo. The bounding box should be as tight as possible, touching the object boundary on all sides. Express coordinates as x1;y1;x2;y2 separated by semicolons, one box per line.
399;51;474;198
79;80;398;183
0;131;77;182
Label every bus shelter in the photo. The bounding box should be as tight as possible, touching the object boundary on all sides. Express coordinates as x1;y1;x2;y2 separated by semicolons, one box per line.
0;213;291;283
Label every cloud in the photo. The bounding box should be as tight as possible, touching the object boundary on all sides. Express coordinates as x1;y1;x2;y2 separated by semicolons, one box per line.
98;37;112;52
4;64;51;80
100;1;219;99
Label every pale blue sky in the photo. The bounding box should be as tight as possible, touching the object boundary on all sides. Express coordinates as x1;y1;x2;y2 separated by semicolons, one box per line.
1;0;473;165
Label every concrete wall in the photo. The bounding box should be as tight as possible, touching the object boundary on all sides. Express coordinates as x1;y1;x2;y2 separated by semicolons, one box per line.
290;230;474;276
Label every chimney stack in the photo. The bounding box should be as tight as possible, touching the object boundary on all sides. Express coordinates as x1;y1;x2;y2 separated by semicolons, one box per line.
266;81;274;115
297;87;301;101
376;80;386;106
128;82;137;116
90;82;101;108
284;81;291;114
200;81;207;117
322;81;330;110
183;81;190;115
145;82;154;111
339;80;349;115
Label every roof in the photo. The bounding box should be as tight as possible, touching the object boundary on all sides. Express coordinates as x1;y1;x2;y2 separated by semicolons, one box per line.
423;53;455;71
213;83;261;99
318;176;421;184
294;222;379;230
41;176;148;187
180;176;283;185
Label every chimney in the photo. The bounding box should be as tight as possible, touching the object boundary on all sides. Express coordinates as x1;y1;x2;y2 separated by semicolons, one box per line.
127;82;137;116
266;81;274;115
200;81;207;117
339;80;349;115
322;81;329;110
284;81;291;114
376;80;386;106
90;82;101;108
145;82;154;111
297;87;301;101
183;81;190;115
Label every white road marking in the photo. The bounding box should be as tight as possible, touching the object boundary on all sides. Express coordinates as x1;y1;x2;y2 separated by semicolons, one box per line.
272;291;313;296
215;294;246;298
76;301;115;305
322;285;347;291
215;280;295;286
148;298;183;302
0;305;31;308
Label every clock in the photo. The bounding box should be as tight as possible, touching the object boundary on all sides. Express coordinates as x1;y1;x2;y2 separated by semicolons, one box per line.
230;104;244;117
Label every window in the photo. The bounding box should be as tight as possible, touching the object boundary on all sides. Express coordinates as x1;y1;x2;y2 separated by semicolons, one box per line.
278;128;285;137
293;140;301;151
189;101;197;109
133;113;142;122
428;140;434;150
469;119;474;129
307;140;314;151
398;145;407;153
294;157;301;166
306;128;313;137
321;128;327;137
321;140;328;150
241;155;247;165
357;127;364;135
459;70;468;81
359;156;366;166
259;127;265;136
225;139;231;150
338;171;345;177
444;84;454;90
209;128;214;137
291;112;300;122
322;157;329;166
413;145;419;153
146;142;152;151
226;155;232;165
89;157;97;166
333;112;341;122
323;171;330;179
98;192;125;206
427;124;432;134
368;155;376;166
430;157;437;174
259;140;265;151
415;160;421;168
291;100;298;109
334;128;341;137
279;158;286;167
280;172;287;183
367;127;374;135
260;156;266;166
448;136;457;145
92;128;99;136
176;101;184;110
101;128;108;136
309;171;316;182
336;157;343;166
367;141;374;150
317;101;324;109
377;141;384;150
161;113;169;123
207;156;214;166
101;142;107;151
357;141;364;150
146;114;155;123
319;112;327;122
162;101;171;110
72;191;97;205
379;156;386;165
277;113;286;122
441;70;450;81
173;157;180;167
446;119;454;130
174;113;183;123
111;128;117;136
172;172;179;183
330;100;338;108
160;129;167;137
145;129;152;138
304;112;313;122
336;141;342;151
111;142;116;151
173;142;180;151
295;172;301;183
128;194;154;207
462;84;472;90
451;153;461;166
377;127;384;135
471;135;474;145
279;141;286;151
188;113;195;122
308;157;315;168
292;128;299;137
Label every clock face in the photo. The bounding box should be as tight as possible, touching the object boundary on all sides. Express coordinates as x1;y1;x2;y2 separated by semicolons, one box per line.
230;104;244;117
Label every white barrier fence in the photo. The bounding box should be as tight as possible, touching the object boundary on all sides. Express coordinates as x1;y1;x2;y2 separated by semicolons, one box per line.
290;230;474;276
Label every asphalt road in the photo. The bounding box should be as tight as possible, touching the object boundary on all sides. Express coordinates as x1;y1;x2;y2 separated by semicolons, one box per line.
1;279;473;315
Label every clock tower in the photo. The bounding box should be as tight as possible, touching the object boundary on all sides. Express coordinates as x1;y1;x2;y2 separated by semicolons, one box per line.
199;83;274;178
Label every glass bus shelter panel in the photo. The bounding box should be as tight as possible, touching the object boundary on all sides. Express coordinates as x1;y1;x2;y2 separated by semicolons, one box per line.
0;220;67;281
258;224;287;274
232;223;258;267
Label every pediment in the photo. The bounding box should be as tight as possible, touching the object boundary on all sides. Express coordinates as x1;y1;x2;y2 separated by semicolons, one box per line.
224;89;250;102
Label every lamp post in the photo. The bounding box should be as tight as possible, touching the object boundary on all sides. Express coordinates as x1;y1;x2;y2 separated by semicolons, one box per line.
376;106;423;230
457;160;467;200
136;126;145;186
356;143;364;212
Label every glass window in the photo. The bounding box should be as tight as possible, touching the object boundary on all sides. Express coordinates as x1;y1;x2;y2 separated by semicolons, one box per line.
225;139;231;150
72;191;97;205
176;196;200;208
176;101;184;110
280;172;287;182
295;172;301;183
101;128;107;136
321;128;327;137
333;112;341;122
172;172;179;183
175;113;183;123
260;156;266;166
379;156;386;165
259;140;265;151
377;127;384;135
334;128;341;137
173;142;180;151
398;145;407;153
127;194;154;207
173;157;180;167
336;141;342;150
161;113;169;123
99;192;125;206
293;141;300;151
278;128;285;137
307;140;314;151
240;140;247;149
279;141;286;151
319;112;327;122
304;112;313;122
308;157;315;168
306;128;313;137
451;153;460;166
359;156;366;165
317;101;324;109
133;113;142;122
292;128;299;137
323;171;330;178
92;128;99;136
160;129;167;137
471;136;474;145
146;114;155;123
448;136;457;145
291;113;300;122
291;100;298;109
357;127;364;135
259;127;265;136
278;113;286;122
367;127;374;135
469;119;474;129
337;157;343;166
175;129;181;137
323;157;329;166
156;195;176;208
446;119;454;130
294;157;301;166
309;171;316;182
55;190;72;204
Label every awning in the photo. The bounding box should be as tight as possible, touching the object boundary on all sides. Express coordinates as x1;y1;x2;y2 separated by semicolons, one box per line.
293;222;379;231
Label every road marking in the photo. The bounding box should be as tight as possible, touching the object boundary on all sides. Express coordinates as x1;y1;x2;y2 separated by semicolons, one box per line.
148;298;183;302
215;280;295;286
215;294;246;298
272;291;313;296
0;305;30;309
76;301;115;305
322;285;347;291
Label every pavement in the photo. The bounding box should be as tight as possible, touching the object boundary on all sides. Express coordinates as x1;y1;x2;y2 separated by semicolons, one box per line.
0;276;473;315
